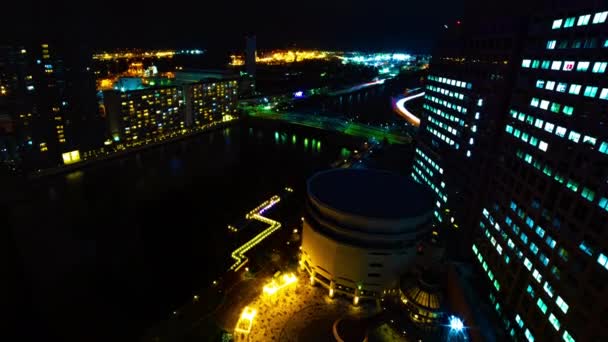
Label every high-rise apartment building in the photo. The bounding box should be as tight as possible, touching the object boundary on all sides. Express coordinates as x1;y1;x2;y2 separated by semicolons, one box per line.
103;77;238;143
474;3;608;341
0;43;98;169
411;4;527;259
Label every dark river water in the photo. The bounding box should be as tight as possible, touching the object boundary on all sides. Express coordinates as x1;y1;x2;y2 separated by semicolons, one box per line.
8;120;363;342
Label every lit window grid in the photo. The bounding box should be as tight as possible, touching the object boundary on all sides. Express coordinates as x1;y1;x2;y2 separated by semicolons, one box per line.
415;148;443;174
425;84;466;101
412;164;447;202
426;125;456;147
534;78;608;100
472;242;501;292
512;148;607;218
425;94;468;114
521;58;606;74
427;75;472;89
427;113;461;139
507;108;601;152
552;11;608;29
482;203;572;336
423;103;465;126
504;124;549;152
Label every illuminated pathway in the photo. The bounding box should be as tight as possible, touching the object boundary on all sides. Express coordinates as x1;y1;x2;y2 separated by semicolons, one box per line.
394;90;425;127
228;195;282;271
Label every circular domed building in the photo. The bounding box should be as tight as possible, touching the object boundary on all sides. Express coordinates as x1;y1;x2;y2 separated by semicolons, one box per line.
300;168;434;303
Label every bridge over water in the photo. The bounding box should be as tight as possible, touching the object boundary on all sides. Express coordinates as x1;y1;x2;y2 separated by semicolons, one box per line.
244;107;411;144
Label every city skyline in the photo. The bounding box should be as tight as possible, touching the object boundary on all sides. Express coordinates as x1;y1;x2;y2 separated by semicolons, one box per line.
4;1;608;342
4;0;463;53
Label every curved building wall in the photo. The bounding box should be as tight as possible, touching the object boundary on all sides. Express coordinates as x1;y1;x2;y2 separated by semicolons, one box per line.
301;213;432;300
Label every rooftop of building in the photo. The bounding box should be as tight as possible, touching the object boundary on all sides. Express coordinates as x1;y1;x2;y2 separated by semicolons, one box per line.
307;168;433;220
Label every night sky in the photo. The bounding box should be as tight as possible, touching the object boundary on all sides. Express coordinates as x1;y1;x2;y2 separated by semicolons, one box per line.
6;0;463;53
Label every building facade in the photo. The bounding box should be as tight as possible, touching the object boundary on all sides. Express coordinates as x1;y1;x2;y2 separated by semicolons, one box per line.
301;169;433;304
412;8;526;259
475;3;608;341
103;78;238;144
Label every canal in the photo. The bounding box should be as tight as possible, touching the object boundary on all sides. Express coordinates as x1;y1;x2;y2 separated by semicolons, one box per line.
7;120;366;342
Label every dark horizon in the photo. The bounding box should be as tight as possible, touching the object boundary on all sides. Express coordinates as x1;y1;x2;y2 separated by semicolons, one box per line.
4;0;463;53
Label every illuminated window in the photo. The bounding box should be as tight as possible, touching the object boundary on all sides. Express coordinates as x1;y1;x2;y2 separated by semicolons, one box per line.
600;88;608;100
540;60;549;70
552;19;563;29
536;80;545;88
569;84;581;94
530;98;539;107
568;131;581;143
563;331;575;342
536;297;547;313
526;285;535;297
593;11;608;23
534;118;544;128
530;243;539;255
546;236;556;249
600;142;608;155
546;40;557;49
515;314;524;328
551;61;562;70
556;296;569;313
522;59;531;68
577;14;591;26
556;82;567;92
564;17;575;27
583;136;597;146
550;103;561;113
525;329;534;342
592;62;607;73
545;81;555;90
524;257;532;270
563;61;575;71
544;122;555;133
562;106;574;116
597;253;608;270
576;61;590;71
540;254;549;266
584;86;598;97
540;100;550;110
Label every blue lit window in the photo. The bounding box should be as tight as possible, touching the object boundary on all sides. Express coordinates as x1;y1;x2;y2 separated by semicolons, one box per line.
556;296;569;313
526;284;535;297
524;257;532;270
530;243;539;255
563;331;575;342
597;253;608;270
569;84;581;94
541;60;550;69
555;126;567;137
536;297;547;314
535;226;545;238
533;269;542;283
564;17;575;27
539;141;548;151
546;40;556;49
579;241;594;256
526;217;534;228
556;82;568;92
525;329;534;342
552;19;562;29
540;254;549;266
600;88;608;100
599;197;608;211
515;314;524;328
522;59;531;68
545;81;555;90
568;131;581;143
534;118;544;128
551;61;562;70
544;122;555;133
593;11;608;23
536;80;545;88
584;86;598;97
577;14;591;26
592;62;607;73
581;187;595;201
549;313;560;331
576;61;590;71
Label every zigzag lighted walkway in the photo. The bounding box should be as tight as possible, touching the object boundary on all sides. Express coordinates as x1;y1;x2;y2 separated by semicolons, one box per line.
228;195;282;271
